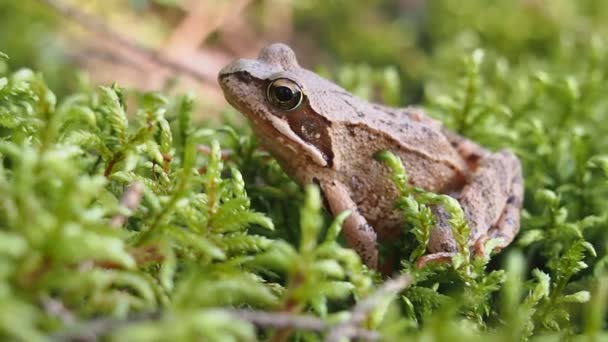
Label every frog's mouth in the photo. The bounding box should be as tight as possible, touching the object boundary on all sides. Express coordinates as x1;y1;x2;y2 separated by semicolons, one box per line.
263;114;328;167
241;104;329;168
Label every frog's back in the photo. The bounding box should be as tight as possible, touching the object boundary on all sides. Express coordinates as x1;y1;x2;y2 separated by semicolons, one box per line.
319;91;467;185
332;117;467;191
323;117;465;233
301;77;468;184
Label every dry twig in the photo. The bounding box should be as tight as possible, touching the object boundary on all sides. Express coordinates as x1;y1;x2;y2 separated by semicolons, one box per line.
50;309;381;342
325;274;413;342
37;0;219;84
228;309;380;340
164;0;252;55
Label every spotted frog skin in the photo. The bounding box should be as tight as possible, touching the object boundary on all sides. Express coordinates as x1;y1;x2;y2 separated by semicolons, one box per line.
218;43;523;271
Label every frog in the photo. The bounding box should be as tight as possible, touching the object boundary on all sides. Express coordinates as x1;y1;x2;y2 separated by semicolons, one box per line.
218;43;523;272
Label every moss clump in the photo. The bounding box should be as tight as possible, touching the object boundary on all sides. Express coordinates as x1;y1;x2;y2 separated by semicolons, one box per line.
2;0;608;340
0;62;375;341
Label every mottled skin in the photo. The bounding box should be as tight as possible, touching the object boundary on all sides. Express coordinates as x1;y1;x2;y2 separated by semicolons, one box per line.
218;43;523;271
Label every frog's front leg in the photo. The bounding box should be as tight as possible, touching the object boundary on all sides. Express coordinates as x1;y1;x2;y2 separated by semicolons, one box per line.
321;180;378;269
419;138;523;268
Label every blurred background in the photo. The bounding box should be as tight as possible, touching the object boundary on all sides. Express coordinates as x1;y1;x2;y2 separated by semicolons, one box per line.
2;1;608;339
1;0;606;118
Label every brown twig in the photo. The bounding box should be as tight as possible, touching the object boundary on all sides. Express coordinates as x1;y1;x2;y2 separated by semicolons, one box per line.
68;45;150;72
50;309;380;342
36;0;218;84
324;274;413;342
47;277;409;341
230;309;380;340
164;0;252;55
110;182;144;228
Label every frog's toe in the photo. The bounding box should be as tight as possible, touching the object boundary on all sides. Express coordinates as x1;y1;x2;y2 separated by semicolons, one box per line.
473;234;489;256
474;230;509;257
415;252;455;269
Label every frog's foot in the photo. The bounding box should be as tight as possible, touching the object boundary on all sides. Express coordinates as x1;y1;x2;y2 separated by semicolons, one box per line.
425;149;523;266
473;234;489;256
415;252;455;269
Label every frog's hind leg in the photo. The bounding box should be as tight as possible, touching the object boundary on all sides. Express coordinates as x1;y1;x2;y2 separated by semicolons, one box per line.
462;150;523;255
321;180;379;270
476;164;524;254
417;150;523;268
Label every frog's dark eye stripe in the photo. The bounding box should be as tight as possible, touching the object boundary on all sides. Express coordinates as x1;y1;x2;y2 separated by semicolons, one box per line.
266;78;304;111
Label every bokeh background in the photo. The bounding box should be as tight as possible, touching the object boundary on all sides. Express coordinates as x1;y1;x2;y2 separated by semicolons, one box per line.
3;0;607;114
2;1;608;340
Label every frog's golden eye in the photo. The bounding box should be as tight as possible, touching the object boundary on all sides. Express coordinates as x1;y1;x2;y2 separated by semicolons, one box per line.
266;78;304;111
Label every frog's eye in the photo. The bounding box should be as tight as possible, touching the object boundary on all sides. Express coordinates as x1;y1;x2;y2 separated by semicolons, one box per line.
266;78;304;111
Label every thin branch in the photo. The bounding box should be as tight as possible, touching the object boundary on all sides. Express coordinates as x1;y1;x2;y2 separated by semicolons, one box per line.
50;309;380;342
48;275;408;341
351;274;413;321
67;45;149;72
325;274;413;342
227;309;379;339
164;0;252;54
36;0;218;84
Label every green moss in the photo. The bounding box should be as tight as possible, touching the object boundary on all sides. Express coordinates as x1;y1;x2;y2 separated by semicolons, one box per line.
2;0;608;340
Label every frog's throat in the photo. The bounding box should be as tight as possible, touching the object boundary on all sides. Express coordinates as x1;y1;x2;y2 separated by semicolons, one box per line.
267;115;328;167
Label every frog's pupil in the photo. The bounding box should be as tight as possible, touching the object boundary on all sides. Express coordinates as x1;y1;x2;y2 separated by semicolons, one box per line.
274;86;294;102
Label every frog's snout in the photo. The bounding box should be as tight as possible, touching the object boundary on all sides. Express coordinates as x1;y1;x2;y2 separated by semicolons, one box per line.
218;58;260;81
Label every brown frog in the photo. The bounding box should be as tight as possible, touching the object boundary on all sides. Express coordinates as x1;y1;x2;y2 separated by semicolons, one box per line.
218;43;523;271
